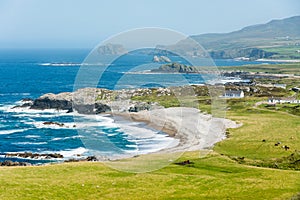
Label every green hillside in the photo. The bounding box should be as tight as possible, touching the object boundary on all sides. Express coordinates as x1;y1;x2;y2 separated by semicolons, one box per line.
167;16;300;60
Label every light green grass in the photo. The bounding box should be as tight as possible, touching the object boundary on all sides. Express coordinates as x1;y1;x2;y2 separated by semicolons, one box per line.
263;46;300;59
0;152;299;200
220;63;300;75
260;103;300;116
216;109;300;160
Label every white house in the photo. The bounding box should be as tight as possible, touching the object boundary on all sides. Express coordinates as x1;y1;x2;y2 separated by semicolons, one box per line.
273;84;286;89
222;90;244;98
268;97;300;104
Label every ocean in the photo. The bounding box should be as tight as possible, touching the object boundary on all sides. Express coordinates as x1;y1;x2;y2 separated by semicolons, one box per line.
0;49;281;164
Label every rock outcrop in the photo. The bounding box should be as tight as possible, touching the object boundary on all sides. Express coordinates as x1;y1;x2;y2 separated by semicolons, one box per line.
151;62;199;73
29;89;111;114
0;160;32;166
24;88;163;114
31;97;72;111
5;152;64;159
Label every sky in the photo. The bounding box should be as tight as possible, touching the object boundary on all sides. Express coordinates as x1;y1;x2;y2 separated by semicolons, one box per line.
0;0;299;48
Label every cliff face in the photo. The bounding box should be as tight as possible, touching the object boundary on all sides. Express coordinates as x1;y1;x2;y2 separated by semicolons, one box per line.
209;48;277;60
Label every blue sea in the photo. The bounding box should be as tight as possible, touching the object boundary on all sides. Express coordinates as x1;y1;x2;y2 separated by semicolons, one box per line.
0;49;281;164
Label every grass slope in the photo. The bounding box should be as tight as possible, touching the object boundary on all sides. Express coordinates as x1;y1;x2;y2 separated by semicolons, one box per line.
215;100;300;161
0;152;299;200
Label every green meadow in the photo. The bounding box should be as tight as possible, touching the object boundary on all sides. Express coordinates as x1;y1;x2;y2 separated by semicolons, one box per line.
0;151;299;200
220;63;300;75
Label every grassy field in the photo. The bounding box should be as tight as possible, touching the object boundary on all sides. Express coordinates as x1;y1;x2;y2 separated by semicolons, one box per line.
0;152;299;200
215;98;300;166
262;46;300;60
220;63;300;75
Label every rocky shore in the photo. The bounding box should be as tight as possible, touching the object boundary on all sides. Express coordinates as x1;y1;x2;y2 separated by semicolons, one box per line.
16;87;166;114
15;87;241;158
0;152;64;167
0;153;98;167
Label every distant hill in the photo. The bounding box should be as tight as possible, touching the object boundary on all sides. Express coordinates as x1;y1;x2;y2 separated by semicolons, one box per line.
165;16;300;60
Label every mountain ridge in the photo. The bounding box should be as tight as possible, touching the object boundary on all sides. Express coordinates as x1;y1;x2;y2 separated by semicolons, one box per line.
176;15;300;59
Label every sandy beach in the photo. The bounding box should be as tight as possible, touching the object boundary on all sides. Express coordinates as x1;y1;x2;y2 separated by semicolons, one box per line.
114;107;241;153
256;58;300;63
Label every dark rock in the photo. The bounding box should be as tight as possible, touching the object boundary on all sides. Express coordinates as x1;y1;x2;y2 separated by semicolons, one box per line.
66;107;73;113
175;160;194;166
12;102;33;109
86;156;98;161
64;158;80;162
22;98;34;102
64;156;98;163
43;121;64;127
5;152;63;159
73;103;111;114
0;160;31;167
95;103;111;114
129;102;151;112
30;97;72;110
1;160;14;166
29;95;111;114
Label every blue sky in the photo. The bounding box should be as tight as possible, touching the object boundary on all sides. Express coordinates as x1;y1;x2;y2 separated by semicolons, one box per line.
0;0;299;48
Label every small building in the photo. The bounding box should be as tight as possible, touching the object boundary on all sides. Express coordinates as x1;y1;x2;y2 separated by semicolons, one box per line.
268;97;300;104
222;90;244;98
273;84;286;89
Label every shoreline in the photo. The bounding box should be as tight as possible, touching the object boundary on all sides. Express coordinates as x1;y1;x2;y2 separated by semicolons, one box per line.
256;58;300;63
112;107;241;154
0;106;241;166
